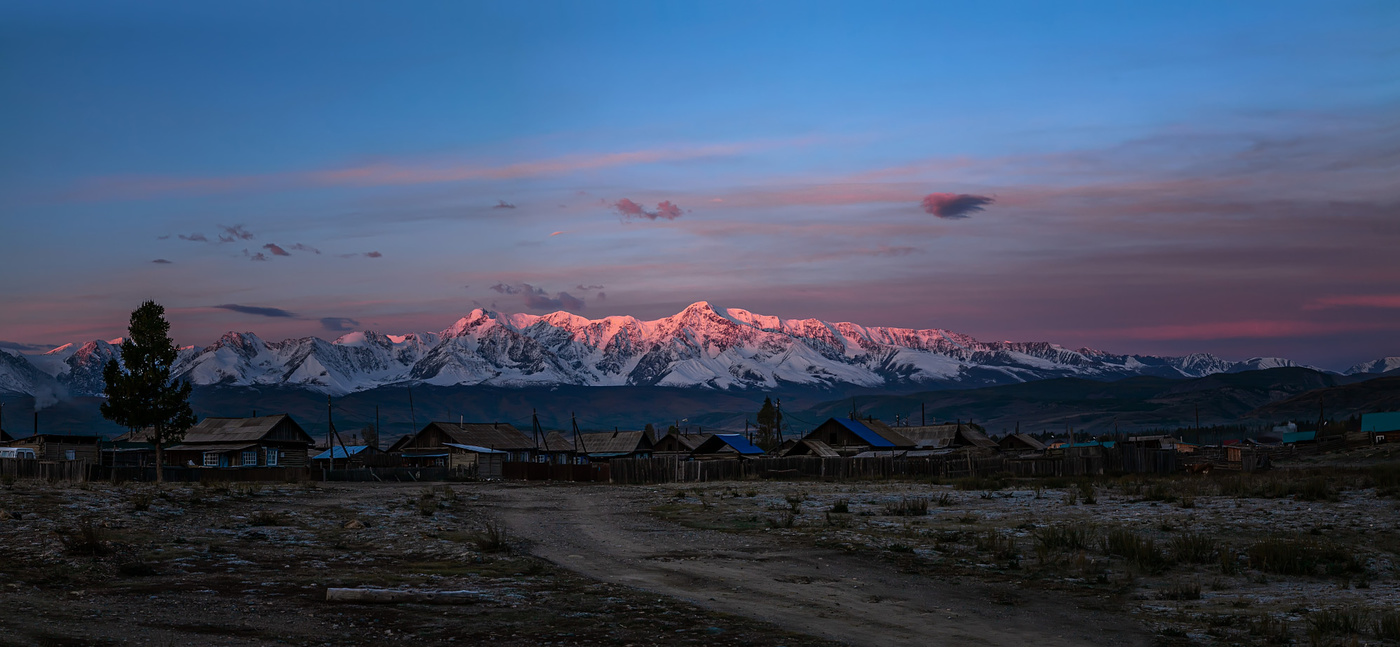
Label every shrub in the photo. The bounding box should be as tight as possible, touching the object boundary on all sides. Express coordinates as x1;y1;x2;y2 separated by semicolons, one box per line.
417;490;438;517
1103;529;1168;571
248;510;286;526
472;522;509;553
829;499;849;514
785;494;804;513
1077;481;1097;505
935;492;954;506
1308;608;1366;637
1169;533;1218;564
129;491;153;512
56;520;111;556
1161;580;1201;600
1248;538;1360;576
1034;524;1092;552
881;497;928;516
1296;477;1337;502
768;512;795;528
976;530;1018;560
1250;615;1291;644
1375;611;1400;641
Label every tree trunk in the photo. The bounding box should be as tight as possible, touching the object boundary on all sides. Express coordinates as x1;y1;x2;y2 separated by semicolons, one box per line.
154;426;164;485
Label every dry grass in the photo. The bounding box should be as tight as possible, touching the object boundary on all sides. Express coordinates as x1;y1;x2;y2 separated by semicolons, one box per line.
56;519;111;556
881;497;928;516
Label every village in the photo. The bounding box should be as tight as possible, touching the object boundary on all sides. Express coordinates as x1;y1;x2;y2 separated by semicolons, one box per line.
1;406;1399;646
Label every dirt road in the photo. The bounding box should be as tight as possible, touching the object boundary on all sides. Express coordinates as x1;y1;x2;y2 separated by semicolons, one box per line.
484;483;1151;647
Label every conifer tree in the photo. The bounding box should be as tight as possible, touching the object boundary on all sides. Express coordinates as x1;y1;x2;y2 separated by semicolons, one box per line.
101;301;196;484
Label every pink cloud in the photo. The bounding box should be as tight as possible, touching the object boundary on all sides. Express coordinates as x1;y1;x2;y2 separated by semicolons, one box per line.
1305;294;1400;310
920;193;995;219
1108;319;1386;341
614;198;685;221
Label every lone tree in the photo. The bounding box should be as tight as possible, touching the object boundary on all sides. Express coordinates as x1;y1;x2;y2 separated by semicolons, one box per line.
101;301;196;483
755;397;779;450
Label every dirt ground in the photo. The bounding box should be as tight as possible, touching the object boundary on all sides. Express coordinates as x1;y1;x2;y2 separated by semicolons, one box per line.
1;458;1397;646
0;480;834;647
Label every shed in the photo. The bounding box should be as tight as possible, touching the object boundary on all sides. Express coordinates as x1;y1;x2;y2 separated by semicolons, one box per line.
690;433;765;459
576;430;653;461
311;445;387;469
165;414;315;468
8;433;103;462
652;431;710;455
778;438;840;458
998;433;1046;452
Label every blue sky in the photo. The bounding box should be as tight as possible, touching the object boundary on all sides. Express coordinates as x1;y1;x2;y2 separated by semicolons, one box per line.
1;1;1397;369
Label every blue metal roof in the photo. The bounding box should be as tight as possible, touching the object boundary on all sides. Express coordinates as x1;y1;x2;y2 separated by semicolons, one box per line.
443;443;507;454
312;445;373;460
831;419;896;448
1281;431;1316;444
1362;412;1400;433
712;434;765;455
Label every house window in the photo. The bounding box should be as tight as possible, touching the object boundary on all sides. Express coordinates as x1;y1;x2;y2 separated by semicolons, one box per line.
242;450;258;466
204;452;219;467
65;449;76;460
266;449;278;466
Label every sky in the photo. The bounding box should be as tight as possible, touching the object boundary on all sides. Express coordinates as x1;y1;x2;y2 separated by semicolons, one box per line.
1;1;1397;371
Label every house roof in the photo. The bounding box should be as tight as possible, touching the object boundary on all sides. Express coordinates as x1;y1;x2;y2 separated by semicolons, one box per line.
0;428;12;442
423;422;536;451
1000;433;1047;450
541;431;577;452
826;418;896;448
692;433;764;455
166;441;259;453
443;443;507;454
895;423;998;450
1282;431;1316;444
577;430;652;455
860;419;915;447
654;431;709;452
781;438;839;457
1362;412;1400;433
312;445;378;460
182;415;308;445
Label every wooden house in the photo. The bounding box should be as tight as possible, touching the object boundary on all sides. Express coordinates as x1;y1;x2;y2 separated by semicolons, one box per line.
802;418;908;456
164;415;315;468
537;431;585;464
998;433;1047;453
652;431;710;456
397;421;537;468
894;423;999;451
690;433;765;459
777;438;840;458
575;430;653;461
8;433;103;462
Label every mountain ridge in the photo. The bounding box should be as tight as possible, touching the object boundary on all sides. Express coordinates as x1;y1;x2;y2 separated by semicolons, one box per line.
0;301;1379;399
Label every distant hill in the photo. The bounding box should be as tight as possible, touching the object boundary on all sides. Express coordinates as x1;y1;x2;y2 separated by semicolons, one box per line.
1245;374;1400;422
792;368;1381;435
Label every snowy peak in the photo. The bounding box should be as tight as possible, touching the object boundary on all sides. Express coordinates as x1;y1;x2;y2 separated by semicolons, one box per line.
1346;356;1400;375
3;302;1347;397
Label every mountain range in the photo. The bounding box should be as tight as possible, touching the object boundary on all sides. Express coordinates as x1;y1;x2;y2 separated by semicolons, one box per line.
1;301;1395;401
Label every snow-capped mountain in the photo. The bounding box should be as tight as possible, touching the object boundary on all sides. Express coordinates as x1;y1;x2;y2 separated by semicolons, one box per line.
0;301;1347;397
1346;357;1400;375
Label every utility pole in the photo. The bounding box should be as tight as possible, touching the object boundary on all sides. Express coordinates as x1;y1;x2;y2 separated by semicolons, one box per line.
408;387;417;436
532;409;544;457
374;405;380;450
573;412;588;455
775;398;784;445
921;402;925;427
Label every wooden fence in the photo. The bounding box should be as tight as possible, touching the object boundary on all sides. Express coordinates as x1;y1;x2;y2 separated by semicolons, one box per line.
0;458;93;482
501;462;611;482
608;448;1181;485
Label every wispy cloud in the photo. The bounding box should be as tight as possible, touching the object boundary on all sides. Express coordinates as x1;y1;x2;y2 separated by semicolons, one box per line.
212;304;297;318
178;233;208;242
70;140;788;201
290;243;321;254
614;198;685;221
493;200;516;209
1305;294;1400;310
218;225;255;242
920;193;995;219
263;243;290;257
320;317;360;332
151;258;173;264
